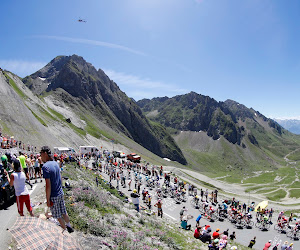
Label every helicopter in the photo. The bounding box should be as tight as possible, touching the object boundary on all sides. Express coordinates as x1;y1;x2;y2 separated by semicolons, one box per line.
78;18;87;23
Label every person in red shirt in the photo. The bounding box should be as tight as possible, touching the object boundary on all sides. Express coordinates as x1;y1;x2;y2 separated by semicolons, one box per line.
194;226;202;239
212;228;220;239
263;240;272;250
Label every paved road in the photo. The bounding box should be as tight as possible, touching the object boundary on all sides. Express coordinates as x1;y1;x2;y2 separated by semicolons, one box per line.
0;181;44;250
93;159;299;250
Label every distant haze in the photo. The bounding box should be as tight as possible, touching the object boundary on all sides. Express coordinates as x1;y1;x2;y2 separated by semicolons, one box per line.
274;119;300;135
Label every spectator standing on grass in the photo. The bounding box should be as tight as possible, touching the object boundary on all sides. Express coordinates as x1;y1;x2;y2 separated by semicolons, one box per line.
130;189;140;212
248;236;256;248
229;231;236;241
95;176;99;187
40;146;74;233
4;159;34;217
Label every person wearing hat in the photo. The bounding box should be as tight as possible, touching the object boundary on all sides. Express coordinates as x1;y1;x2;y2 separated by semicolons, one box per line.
281;241;289;250
208;238;219;250
130;189;140;212
212;228;220;239
263;240;272;250
40;146;74;233
200;227;212;244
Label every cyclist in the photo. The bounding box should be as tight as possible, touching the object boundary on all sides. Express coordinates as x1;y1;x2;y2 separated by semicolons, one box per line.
194;195;200;207
261;215;269;229
291;222;300;238
156;187;162;198
245;212;252;225
203;200;209;213
277;211;284;222
222;201;228;212
279;217;289;230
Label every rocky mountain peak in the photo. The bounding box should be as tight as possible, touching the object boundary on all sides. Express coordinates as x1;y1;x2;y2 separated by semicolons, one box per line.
22;55;187;164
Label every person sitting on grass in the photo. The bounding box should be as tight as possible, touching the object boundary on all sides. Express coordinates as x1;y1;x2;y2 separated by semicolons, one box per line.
181;219;191;230
219;235;228;249
208;238;219;249
200;227;212;244
212;228;221;239
194;226;202;239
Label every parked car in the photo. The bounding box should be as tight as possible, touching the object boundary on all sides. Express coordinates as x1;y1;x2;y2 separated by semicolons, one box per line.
127;153;141;163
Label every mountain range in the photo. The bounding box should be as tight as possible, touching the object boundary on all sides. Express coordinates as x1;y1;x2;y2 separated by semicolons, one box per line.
274;119;300;135
1;54;300;178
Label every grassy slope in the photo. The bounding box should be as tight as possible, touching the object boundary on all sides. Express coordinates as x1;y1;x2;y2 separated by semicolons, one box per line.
174;127;300;201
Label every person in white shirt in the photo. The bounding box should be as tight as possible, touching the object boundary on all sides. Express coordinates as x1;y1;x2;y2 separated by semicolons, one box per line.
5;159;34;216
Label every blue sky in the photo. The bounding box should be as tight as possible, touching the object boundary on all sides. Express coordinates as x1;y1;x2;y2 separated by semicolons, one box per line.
1;0;300;119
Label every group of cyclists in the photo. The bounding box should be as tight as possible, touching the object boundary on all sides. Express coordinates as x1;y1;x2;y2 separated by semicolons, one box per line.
77;152;300;249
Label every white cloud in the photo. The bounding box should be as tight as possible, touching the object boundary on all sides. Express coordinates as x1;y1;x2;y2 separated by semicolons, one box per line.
36;36;146;56
103;69;187;100
0;60;46;77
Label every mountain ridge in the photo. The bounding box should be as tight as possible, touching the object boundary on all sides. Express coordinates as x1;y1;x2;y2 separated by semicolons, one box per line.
1;54;300;176
22;55;187;164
